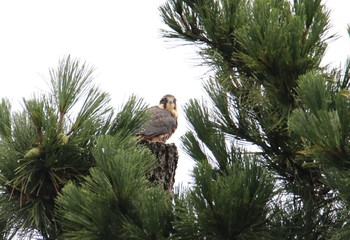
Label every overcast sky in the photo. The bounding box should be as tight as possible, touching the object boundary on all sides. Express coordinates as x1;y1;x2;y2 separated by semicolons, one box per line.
0;0;349;186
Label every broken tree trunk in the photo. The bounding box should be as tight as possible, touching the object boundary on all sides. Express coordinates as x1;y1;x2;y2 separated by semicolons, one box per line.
140;141;178;193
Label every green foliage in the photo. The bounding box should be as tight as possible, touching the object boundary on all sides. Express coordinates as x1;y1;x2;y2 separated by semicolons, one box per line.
1;0;349;239
234;0;330;108
0;56;112;239
160;0;249;72
288;65;350;239
161;0;331;162
108;95;150;138
237;0;329;74
49;55;95;116
0;54;169;239
160;0;330;86
173;152;274;239
181;98;230;170
289;70;350;169
180;94;274;239
161;0;340;239
0;98;11;138
56;135;172;240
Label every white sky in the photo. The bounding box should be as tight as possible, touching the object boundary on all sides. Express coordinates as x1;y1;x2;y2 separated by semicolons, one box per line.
0;0;349;187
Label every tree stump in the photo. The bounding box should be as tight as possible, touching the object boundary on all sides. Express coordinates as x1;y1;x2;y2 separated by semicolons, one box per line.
140;141;178;193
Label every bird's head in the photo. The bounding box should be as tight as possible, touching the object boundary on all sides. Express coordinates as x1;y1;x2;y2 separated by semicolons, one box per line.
159;94;177;117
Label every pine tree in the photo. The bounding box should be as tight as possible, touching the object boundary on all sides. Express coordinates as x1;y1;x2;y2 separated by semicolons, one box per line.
288;63;350;239
0;56;168;239
160;0;347;239
2;1;350;239
56;135;173;239
0;56;112;239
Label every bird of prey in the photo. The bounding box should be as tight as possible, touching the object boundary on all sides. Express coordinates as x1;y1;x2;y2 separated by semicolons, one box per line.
137;94;178;142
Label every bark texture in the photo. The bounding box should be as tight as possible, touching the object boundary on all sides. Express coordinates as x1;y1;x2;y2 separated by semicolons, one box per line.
140;141;178;193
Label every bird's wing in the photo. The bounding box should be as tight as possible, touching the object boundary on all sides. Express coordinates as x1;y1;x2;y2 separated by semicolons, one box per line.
137;106;177;138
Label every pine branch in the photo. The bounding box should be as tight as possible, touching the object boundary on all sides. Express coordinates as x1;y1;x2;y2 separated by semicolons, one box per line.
49;55;95;121
108;95;149;138
173;152;274;239
161;0;339;238
0;56;112;238
0;98;11;138
57;135;173;239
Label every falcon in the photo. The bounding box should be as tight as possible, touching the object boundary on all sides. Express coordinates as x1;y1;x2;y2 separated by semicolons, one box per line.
137;94;178;142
